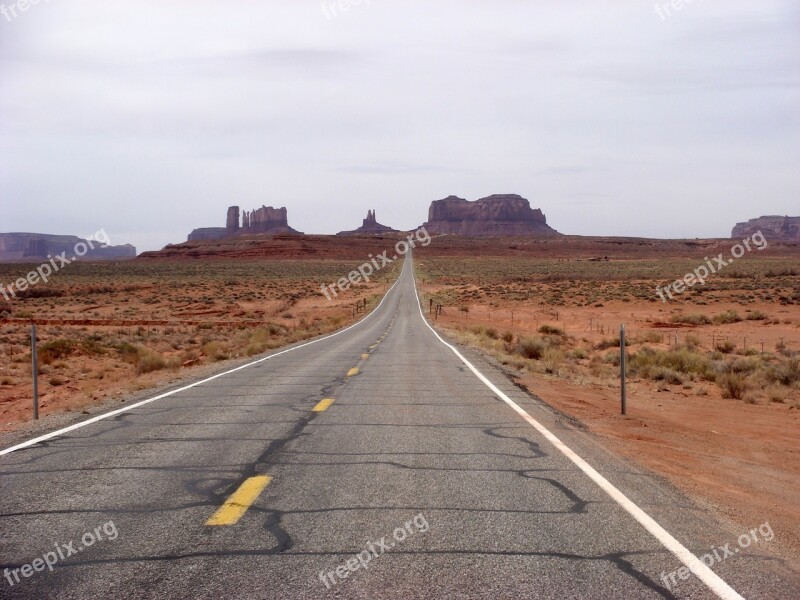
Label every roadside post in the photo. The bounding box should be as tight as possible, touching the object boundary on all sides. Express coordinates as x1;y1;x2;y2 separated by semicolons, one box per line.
620;324;626;416
31;324;39;420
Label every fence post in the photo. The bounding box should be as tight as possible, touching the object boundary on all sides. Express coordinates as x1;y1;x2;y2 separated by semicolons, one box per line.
31;324;39;420
620;324;627;416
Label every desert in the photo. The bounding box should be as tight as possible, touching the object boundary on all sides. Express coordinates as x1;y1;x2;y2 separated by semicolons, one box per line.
3;4;799;597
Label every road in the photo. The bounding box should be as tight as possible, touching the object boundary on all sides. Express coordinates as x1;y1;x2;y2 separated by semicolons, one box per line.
0;256;797;599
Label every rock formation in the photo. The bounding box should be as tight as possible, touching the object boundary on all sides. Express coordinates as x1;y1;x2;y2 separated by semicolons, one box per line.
187;228;228;241
226;206;240;233
337;210;399;236
732;216;800;241
0;233;136;261
422;194;559;236
188;205;302;241
241;206;299;234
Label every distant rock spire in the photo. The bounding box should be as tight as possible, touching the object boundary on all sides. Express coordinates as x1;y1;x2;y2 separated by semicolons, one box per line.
336;208;399;236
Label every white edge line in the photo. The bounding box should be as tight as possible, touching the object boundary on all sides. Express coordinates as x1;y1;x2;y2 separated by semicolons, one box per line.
410;257;745;600
0;263;406;457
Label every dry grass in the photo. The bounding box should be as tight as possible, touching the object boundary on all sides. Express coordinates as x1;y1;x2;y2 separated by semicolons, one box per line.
421;253;800;405
0;258;399;426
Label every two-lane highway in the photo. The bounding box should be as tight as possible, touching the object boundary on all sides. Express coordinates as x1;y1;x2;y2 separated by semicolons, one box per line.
1;256;797;599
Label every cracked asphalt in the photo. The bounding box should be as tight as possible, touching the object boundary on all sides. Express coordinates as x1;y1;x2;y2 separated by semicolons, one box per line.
1;256;797;599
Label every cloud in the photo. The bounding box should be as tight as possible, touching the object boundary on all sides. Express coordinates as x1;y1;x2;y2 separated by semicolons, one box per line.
0;0;798;249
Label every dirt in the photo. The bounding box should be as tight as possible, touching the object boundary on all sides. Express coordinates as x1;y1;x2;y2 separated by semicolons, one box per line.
0;257;399;432
413;240;800;572
1;232;798;571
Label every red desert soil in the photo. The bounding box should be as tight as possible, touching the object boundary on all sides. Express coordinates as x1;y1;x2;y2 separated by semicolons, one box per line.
523;376;800;568
2;233;798;570
0;243;403;433
414;237;800;571
426;298;800;569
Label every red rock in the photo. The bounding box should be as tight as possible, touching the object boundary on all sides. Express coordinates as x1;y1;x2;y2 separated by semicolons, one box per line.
0;233;136;260
188;205;302;241
422;194;559;236
337;210;399;236
732;216;800;241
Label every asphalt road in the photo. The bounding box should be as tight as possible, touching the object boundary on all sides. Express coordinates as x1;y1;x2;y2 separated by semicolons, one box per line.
1;256;797;599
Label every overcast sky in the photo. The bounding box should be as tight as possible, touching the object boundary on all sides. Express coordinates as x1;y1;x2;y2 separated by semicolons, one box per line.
1;1;798;252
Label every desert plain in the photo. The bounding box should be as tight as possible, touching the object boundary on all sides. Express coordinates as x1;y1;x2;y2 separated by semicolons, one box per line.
1;232;799;569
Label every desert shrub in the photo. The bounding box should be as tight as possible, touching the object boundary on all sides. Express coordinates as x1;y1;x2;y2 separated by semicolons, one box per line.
713;310;743;324
542;348;564;374
684;334;701;349
588;354;610;378
641;331;664;344
115;342;139;364
729;358;758;374
80;338;105;356
501;331;514;343
671;313;711;325
135;347;166;374
766;385;787;403
629;346;713;380
650;367;684;385
716;341;736;354
745;310;768;321
596;337;620;350
717;372;748;399
569;348;589;360
538;324;564;336
267;323;287;336
38;339;77;365
517;337;547;360
203;341;229;362
16;287;65;299
245;328;271;356
767;357;800;386
485;327;499;340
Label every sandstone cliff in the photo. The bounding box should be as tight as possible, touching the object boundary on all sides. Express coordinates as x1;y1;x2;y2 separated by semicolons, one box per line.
188;205;302;241
0;233;136;261
422;194;559;236
337;210;399;236
187;228;228;242
732;216;800;241
241;206;300;235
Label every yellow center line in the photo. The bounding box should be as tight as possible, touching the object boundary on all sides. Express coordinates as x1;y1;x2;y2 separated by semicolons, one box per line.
361;353;369;359
347;367;359;377
206;476;272;526
312;398;336;412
